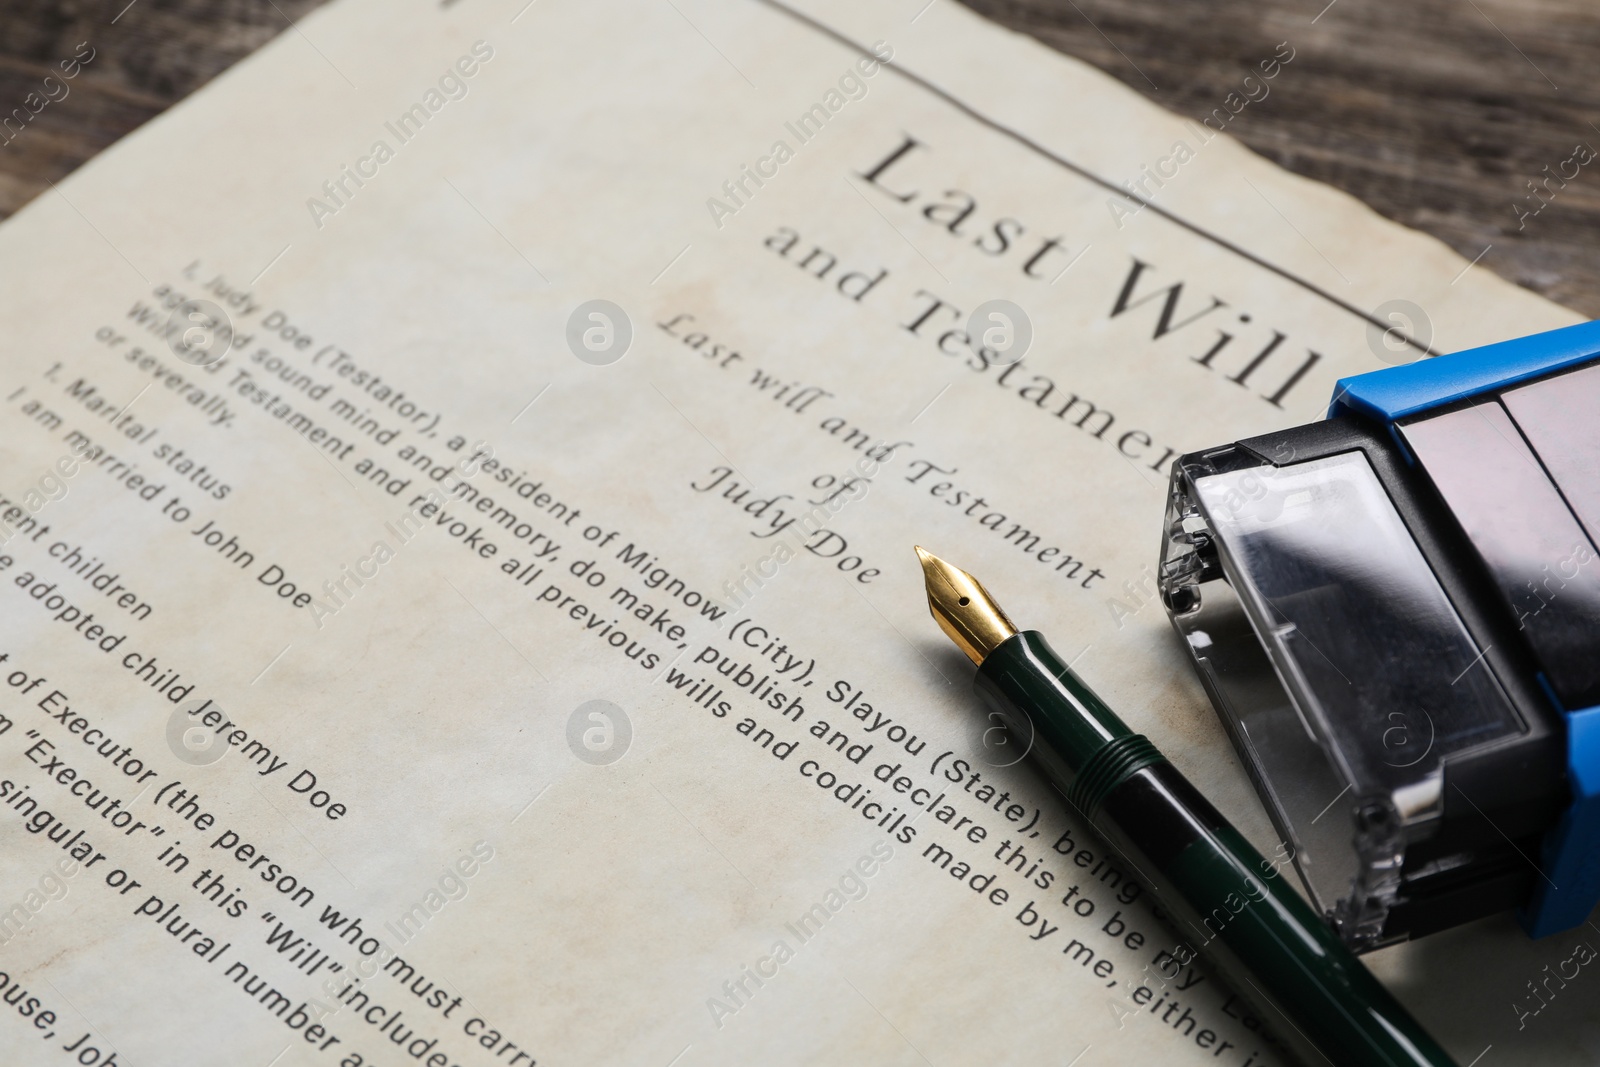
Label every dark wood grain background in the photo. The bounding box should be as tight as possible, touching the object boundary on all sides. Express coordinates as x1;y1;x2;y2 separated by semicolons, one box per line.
2;0;1597;316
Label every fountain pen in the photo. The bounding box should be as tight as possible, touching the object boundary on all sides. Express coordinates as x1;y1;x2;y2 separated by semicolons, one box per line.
915;547;1458;1067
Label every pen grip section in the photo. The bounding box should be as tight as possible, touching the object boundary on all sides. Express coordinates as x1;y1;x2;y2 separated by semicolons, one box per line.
974;631;1457;1066
974;631;1134;789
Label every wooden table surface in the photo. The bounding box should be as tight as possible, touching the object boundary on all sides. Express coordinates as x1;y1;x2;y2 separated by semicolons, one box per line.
2;0;1597;317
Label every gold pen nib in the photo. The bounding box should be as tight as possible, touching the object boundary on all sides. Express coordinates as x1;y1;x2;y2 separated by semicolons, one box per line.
915;546;1018;666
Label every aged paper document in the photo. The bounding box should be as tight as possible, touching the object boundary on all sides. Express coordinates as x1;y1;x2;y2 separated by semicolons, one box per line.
0;1;1591;1065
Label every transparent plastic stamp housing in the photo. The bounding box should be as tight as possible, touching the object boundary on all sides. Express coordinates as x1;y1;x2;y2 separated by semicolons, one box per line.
1159;327;1600;949
1162;448;1532;948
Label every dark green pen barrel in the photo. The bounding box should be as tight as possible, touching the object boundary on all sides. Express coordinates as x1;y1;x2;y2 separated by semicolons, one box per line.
976;632;1456;1067
1094;764;1451;1067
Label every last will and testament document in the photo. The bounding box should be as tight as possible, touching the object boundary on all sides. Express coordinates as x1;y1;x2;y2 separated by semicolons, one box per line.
0;2;1592;1065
